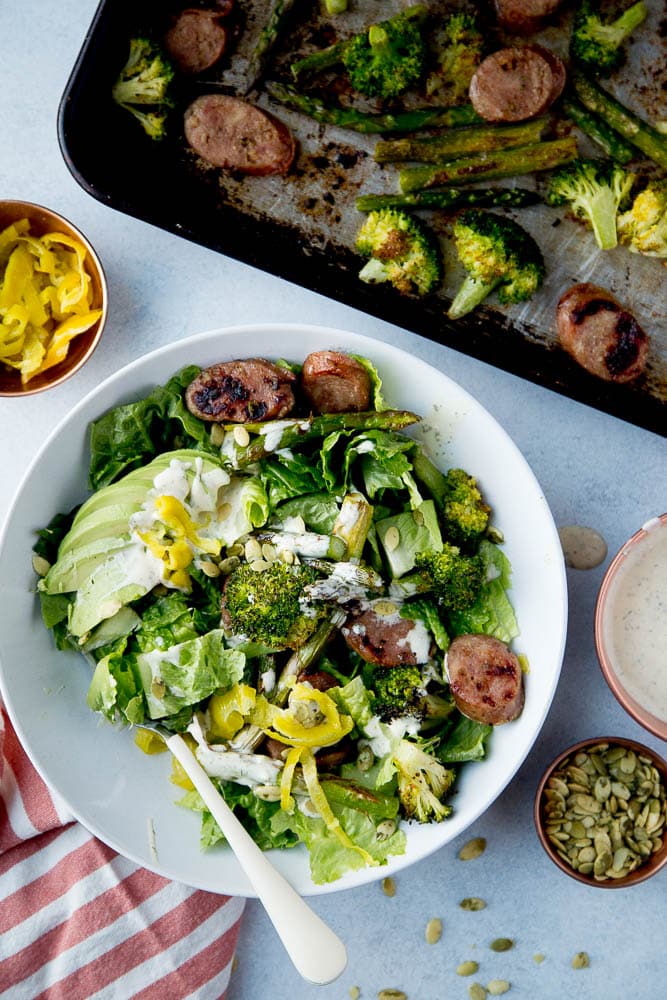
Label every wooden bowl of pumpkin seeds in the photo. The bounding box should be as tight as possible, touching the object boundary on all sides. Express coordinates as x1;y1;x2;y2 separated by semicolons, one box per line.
534;737;667;887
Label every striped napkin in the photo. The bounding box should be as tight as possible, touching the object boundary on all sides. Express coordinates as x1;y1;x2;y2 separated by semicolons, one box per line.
0;706;245;999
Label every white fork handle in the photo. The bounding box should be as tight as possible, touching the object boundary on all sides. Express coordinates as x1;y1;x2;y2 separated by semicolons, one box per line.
165;733;347;985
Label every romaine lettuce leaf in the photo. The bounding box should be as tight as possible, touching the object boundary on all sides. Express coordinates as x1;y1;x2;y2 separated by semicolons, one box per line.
436;715;492;763
274;492;339;534
178;785;298;851
447;540;518;643
216;476;269;546
350;354;387;411
260;453;326;508
376;500;443;578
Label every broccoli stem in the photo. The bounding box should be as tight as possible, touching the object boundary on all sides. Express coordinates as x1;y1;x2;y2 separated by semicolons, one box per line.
266;81;481;133
573;72;667;170
246;0;298;92
227;410;419;467
355;187;540;213
562;96;636;164
447;275;500;319
399;137;579;192
374;119;546;164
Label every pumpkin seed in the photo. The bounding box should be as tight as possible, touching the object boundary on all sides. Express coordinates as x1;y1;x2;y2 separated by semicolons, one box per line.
533;954;545;964
377;819;397;841
383;526;400;552
459;837;487;861
460;897;487;911
357;745;375;772
571;952;590;969
210;423;225;446
487;980;511;995
381;877;396;897
468;986;487;1000
425;917;442;944
490;938;513;952
233;425;250;447
377;991;406;1000
349;988;361;1000
31;554;50;577
457;961;480;977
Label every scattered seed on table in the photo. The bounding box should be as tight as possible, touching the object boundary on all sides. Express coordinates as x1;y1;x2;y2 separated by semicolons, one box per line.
468;985;487;1000
349;988;360;1000
490;938;513;952
377;991;406;1000
487;980;511;996
458;837;487;861
571;951;590;969
425;917;442;944
460;897;487;911
457;961;480;977
381;877;396;897
533;953;545;964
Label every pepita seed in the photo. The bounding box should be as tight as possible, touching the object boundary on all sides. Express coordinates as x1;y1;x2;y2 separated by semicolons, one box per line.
490;938;513;952
218;502;232;522
460;897;487;911
487;980;511;995
209;423;225;446
383;526;400;552
233;425;250;447
199;560;220;578
349;988;361;1000
457;961;479;977
377;990;406;1000
249;559;270;572
381;876;396;897
377;819;397;841
425;917;442;944
458;837;487;861
31;554;51;577
571;952;590;969
468;986;487;1000
533;954;545;964
357;745;375;772
245;538;262;561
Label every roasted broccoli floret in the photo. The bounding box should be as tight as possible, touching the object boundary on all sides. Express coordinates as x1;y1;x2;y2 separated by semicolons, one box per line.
425;12;484;106
371;666;426;720
222;561;322;650
414;543;484;611
393;738;455;823
356;209;442;297
571;1;648;76
112;37;174;140
617;180;667;258
438;468;490;548
546;157;636;250
447;210;545;319
342;6;429;99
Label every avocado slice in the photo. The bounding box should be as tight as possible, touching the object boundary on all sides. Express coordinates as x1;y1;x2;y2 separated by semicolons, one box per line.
44;536;133;594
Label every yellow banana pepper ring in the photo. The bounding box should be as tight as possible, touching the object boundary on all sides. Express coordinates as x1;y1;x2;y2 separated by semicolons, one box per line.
251;684;353;749
280;746;303;813
300;749;377;867
208;684;257;741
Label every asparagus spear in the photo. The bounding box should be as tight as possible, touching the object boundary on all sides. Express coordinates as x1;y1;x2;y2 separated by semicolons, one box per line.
572;72;667;170
562;97;636;164
374;119;546;164
399;137;579;193
246;0;298;93
221;410;420;468
266;81;481;134
355;187;541;213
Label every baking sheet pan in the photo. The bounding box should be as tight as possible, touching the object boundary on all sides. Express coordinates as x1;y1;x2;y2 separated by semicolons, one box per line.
57;0;666;436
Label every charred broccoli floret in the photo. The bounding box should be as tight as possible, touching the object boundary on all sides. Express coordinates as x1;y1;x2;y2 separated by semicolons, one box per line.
222;561;322;650
414;543;484;611
447;210;545;319
617;180;667;258
545;157;636;250
438;469;490;549
342;5;429;99
371;666;426;721
393;738;455;823
112;37;174;140
571;1;648;76
356;209;442;297
425;11;484;106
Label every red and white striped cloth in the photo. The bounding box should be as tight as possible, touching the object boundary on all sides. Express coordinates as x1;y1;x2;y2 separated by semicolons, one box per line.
0;706;245;999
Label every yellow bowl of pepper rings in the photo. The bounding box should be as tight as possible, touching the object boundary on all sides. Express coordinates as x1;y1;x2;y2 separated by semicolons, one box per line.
0;200;107;396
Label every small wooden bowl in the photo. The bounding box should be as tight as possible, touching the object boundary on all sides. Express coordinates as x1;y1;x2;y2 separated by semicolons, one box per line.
0;200;107;396
534;736;667;888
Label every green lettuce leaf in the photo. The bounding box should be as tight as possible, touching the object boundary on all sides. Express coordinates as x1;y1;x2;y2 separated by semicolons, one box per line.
447;540;518;642
260;453;326;508
400;597;449;652
436;715;492;763
274;492;339;534
376;500;443;578
350;354;387;410
177;785;299;851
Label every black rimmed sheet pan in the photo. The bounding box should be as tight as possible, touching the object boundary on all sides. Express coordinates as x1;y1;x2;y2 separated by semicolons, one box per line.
58;0;666;437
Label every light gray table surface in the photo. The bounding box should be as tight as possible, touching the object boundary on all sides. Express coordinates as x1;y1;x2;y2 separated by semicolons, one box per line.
1;3;665;999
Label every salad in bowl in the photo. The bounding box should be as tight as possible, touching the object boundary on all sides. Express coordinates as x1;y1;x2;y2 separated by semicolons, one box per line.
0;325;567;894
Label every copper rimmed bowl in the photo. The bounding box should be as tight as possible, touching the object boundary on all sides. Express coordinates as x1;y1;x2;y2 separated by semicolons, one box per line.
594;515;667;742
0;200;107;396
534;736;667;888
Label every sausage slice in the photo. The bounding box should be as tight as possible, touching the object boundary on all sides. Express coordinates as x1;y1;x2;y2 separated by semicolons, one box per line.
186;358;297;422
342;600;432;667
469;46;565;122
494;0;564;35
446;634;524;725
557;283;649;383
184;94;296;175
301;351;371;413
164;9;230;74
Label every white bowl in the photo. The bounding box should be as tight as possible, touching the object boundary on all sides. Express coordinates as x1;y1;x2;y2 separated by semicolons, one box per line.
0;324;568;896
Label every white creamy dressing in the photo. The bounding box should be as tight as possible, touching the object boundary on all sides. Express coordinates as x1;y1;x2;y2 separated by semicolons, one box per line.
601;518;667;721
259;419;300;452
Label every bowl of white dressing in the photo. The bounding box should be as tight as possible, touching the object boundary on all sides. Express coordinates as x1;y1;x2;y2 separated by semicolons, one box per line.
595;514;667;742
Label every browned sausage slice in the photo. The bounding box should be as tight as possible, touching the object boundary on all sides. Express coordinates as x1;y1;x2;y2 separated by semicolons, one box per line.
469;47;565;122
447;634;524;725
301;351;371;413
342;600;432;667
184;95;296;175
556;283;649;383
164;10;229;74
186;358;296;422
494;0;564;35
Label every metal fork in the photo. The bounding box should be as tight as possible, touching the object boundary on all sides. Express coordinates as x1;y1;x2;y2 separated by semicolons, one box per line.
137;722;347;985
